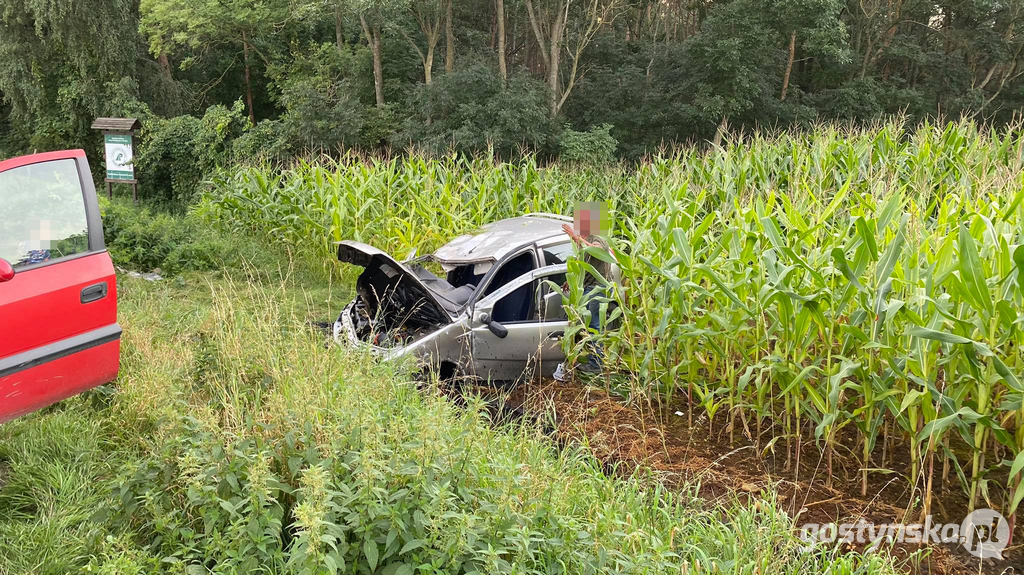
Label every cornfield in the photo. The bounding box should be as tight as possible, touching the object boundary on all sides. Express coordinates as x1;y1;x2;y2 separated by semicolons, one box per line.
202;119;1024;531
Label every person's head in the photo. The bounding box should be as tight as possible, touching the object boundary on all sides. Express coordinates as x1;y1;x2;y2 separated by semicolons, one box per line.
573;201;608;237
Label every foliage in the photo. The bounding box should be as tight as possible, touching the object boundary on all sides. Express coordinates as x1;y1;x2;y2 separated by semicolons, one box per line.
136;101;251;203
138;0;290;123
395;61;554;156
270;42;373;152
203;120;1024;524
231;119;288;161
100;198;235;274
6;0;1024;164
559;123;617;164
681;0;786;130
139;0;285;58
0;0;138;153
8;0;1024;168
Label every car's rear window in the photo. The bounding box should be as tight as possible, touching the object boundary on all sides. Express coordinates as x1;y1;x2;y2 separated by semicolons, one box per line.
0;159;90;269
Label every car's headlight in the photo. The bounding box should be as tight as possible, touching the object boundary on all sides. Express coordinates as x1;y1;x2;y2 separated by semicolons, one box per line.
335;302;355;345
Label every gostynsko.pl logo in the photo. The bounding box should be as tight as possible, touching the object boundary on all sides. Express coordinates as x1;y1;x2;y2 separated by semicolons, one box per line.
800;508;1010;559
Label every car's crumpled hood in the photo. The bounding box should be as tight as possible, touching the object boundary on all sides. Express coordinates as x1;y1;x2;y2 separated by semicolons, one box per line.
336;241;453;325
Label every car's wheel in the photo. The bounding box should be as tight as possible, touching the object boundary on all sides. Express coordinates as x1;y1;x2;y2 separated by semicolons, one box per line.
416;360;460;384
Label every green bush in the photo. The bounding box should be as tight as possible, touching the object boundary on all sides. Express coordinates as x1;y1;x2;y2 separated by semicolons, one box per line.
100;198;233;274
232;119;287;161
395;62;555;156
135;102;250;204
270;43;371;152
559;124;617;164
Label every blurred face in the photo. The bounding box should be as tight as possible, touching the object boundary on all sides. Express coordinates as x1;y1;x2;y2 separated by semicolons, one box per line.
573;201;608;237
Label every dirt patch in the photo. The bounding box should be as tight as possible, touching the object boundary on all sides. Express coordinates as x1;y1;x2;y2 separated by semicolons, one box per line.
461;379;1021;575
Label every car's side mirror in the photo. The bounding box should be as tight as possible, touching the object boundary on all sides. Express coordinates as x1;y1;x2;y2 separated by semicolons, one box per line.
0;258;15;283
480;313;508;338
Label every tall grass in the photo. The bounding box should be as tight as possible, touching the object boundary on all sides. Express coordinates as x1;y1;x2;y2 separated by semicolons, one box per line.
203;119;1024;529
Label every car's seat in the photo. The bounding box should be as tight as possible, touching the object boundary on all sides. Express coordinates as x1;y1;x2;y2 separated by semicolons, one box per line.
431;284;475;312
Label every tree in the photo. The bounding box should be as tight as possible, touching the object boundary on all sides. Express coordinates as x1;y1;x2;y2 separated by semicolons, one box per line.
291;1;348;53
524;0;624;117
271;42;370;149
445;0;455;74
496;0;508;82
0;0;138;152
395;62;554;155
682;0;783;142
949;0;1024;113
846;0;907;80
401;0;446;84
345;0;410;107
9;0;1024;162
139;0;287;123
770;0;847;101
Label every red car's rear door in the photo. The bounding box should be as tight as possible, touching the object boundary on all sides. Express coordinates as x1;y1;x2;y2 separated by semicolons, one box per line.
0;150;120;423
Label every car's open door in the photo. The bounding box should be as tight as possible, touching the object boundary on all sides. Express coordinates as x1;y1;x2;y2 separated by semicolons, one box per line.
0;150;120;423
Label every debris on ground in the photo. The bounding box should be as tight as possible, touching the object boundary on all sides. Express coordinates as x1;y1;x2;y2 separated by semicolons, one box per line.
116;266;163;281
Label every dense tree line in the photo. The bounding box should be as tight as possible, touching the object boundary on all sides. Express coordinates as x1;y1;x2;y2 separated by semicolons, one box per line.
2;0;1024;164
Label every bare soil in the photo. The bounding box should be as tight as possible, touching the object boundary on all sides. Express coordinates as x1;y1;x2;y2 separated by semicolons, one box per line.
458;378;1022;575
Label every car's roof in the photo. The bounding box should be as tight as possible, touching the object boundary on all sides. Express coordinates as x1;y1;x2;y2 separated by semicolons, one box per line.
433;214;569;264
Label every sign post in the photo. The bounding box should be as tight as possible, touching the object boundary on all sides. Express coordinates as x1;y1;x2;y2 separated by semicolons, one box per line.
91;118;141;203
104;133;134;181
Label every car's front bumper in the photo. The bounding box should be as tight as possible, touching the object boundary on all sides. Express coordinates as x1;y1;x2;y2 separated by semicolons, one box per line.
333;300;413;362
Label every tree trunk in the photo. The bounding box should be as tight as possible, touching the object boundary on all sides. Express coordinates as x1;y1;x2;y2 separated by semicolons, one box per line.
713;115;727;147
158;53;173;80
335;5;345;52
546;6;565;117
371;33;384;106
780;30;796;101
242;31;256;124
361;15;386;107
445;0;455;74
425;43;434;84
547;49;560;117
496;0;507;83
525;0;564;116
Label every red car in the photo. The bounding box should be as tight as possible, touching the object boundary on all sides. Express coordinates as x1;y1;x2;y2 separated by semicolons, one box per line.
0;150;120;423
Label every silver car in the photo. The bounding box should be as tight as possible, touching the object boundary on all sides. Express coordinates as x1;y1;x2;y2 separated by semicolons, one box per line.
334;214;575;381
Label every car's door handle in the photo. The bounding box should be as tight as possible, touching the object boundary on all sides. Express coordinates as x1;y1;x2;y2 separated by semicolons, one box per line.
546;330;564;340
81;282;108;304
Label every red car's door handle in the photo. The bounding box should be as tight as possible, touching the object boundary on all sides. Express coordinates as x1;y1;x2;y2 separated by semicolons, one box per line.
81;282;108;303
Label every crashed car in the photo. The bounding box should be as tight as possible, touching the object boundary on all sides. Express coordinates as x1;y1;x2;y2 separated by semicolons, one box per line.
334;214;577;381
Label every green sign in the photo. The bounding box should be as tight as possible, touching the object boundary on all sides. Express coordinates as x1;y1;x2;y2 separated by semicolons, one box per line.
104;133;134;181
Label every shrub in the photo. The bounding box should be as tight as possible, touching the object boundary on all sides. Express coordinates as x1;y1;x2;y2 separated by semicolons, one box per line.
559;123;617;164
232;119;287;161
394;61;555;157
100;198;233;274
270;43;371;152
135;102;250;204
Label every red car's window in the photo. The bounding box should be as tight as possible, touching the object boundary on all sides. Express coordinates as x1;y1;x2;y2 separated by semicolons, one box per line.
0;159;90;269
